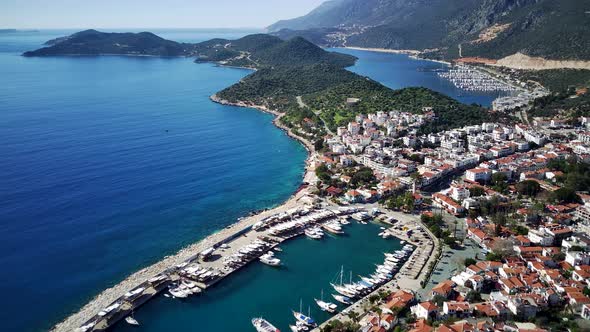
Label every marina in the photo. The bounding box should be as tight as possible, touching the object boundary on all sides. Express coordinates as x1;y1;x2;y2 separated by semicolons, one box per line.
110;219;401;332
437;65;518;93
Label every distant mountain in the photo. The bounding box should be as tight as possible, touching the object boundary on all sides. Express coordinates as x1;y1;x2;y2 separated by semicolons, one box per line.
268;0;590;61
23;29;193;57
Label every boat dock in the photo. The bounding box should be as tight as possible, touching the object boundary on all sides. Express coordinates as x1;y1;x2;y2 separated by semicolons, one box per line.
313;209;440;331
75;203;362;332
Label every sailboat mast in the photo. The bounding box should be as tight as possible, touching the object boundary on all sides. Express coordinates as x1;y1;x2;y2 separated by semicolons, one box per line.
340;265;343;285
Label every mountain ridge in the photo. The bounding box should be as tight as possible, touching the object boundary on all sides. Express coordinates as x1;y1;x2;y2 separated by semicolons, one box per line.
268;0;590;61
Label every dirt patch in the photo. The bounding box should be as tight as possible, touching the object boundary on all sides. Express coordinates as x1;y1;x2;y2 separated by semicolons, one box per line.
471;23;512;44
493;53;590;70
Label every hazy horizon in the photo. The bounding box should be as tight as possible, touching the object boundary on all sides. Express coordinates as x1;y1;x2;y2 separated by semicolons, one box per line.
1;0;325;30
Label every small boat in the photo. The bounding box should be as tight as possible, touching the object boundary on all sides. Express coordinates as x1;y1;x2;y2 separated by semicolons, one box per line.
339;217;350;225
168;284;189;298
125;316;140;326
315;289;337;313
289;321;309;332
322;223;343;235
331;283;357;297
252;317;281;332
304;228;323;240
351;212;371;222
332;294;352;304
260;253;281;267
315;298;337;313
292;311;316;327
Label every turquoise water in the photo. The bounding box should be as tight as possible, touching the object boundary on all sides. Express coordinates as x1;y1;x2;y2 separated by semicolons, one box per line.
0;30;491;332
332;48;507;107
0;29;305;332
113;222;399;332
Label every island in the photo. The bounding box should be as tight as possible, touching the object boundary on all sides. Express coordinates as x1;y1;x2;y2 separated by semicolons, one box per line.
22;29;194;57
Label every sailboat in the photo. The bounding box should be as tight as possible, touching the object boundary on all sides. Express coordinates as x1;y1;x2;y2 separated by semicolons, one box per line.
332;294;352;304
314;289;337;313
292;299;317;327
252;317;281;332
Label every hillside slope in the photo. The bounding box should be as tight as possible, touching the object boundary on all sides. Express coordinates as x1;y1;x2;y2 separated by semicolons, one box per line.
268;0;590;61
192;34;357;68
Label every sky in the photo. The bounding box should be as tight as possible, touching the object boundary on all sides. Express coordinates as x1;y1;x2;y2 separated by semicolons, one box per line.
0;0;326;29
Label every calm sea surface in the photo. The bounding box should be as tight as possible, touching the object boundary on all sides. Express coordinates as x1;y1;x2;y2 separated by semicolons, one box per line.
1;29;495;332
332;47;507;106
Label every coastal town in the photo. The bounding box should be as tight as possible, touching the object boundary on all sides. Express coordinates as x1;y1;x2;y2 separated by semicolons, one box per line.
301;100;590;331
6;1;590;332
60;80;590;332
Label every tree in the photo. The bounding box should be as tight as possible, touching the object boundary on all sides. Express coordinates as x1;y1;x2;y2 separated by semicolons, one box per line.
492;213;507;236
551;187;582;204
469;186;486;197
432;295;446;306
443;236;457;246
490;238;516;259
516;180;541;197
492;172;507;185
314;139;324;151
464;258;477;267
350;167;375;187
465;290;482;302
491;173;508;193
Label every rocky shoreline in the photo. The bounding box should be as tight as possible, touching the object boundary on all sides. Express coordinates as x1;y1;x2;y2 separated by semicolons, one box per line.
210;94;315;152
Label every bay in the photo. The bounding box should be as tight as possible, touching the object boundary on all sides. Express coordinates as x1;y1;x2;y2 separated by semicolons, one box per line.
1;30;501;332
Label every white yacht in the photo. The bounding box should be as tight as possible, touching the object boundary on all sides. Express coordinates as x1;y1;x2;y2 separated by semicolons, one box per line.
322;222;343;235
304;227;323;240
332;294;352;304
252;318;281;332
125;316;139;326
260;252;281;267
289;321;309;332
314;290;337;313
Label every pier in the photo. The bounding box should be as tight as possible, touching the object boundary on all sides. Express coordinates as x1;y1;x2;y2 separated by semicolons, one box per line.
313;209;440;331
438;65;517;93
74;197;362;332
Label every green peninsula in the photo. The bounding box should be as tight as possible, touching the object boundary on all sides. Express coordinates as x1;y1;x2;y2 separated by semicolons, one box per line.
24;30;497;135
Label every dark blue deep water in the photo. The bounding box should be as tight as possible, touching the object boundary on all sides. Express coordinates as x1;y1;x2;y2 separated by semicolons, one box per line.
0;29;306;332
2;30;498;332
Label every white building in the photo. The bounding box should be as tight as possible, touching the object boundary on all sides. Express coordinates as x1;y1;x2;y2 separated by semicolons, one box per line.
465;168;492;182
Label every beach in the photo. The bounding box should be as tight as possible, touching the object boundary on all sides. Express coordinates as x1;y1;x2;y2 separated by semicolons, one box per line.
341;46;422;56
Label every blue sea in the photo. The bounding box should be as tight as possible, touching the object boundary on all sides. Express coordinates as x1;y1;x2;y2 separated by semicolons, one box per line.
1;29;498;332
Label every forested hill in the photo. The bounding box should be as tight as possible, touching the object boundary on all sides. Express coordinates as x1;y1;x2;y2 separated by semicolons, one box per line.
23;29;193;57
268;0;590;61
192;34;357;68
23;30;499;134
